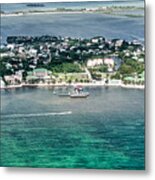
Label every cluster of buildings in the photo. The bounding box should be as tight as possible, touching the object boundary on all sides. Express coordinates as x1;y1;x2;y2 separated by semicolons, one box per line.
87;58;115;72
0;35;145;87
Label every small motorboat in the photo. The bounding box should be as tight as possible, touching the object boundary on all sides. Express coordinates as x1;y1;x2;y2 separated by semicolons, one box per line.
58;85;89;98
69;86;89;98
70;92;89;98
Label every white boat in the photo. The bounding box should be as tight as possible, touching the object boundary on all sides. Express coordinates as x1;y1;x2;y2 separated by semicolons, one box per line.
70;86;89;98
58;85;89;98
70;92;89;98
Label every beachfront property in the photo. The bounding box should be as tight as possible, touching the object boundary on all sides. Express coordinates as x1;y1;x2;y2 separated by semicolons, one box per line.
26;68;52;84
0;35;145;88
87;58;114;72
87;59;103;67
123;71;145;85
4;75;20;85
104;58;114;72
3;70;23;85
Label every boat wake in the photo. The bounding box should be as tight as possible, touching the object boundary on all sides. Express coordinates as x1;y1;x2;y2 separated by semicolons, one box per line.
2;111;72;118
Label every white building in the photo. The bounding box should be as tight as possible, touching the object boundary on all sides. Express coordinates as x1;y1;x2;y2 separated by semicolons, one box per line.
104;58;115;72
104;58;114;66
29;49;37;56
87;58;103;67
7;44;15;50
115;39;124;47
0;78;5;88
4;74;22;85
91;39;99;43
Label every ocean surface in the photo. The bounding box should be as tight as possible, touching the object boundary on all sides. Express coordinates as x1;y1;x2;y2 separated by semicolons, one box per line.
1;0;144;13
0;1;145;169
1;0;144;43
1;87;145;169
1;13;144;44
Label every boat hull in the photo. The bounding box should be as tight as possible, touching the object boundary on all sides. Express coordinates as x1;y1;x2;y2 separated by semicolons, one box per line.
58;94;70;97
70;93;89;98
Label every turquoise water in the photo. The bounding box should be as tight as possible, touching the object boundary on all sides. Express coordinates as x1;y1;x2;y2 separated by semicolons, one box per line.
0;1;145;169
0;87;145;169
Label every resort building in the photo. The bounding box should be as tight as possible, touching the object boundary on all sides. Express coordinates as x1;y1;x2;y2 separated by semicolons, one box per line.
4;74;22;85
123;71;144;85
87;58;103;67
26;68;52;83
104;58;114;66
104;58;114;72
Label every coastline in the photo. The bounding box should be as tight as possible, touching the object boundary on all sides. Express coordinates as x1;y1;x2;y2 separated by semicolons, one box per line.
1;6;144;18
1;11;92;17
0;82;145;90
1;11;144;18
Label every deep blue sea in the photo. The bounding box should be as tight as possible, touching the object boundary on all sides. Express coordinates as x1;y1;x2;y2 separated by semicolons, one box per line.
1;87;145;169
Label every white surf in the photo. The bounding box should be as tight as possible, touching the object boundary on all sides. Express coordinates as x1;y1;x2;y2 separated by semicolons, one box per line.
2;111;72;118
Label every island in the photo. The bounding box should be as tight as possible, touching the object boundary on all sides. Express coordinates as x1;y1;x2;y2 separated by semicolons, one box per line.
0;35;145;89
0;6;144;18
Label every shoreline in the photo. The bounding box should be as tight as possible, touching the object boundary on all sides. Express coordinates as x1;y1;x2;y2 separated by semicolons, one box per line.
1;11;92;17
1;11;144;18
1;6;144;18
0;83;145;90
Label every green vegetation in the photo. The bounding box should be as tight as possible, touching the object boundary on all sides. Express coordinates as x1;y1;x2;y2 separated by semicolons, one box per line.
0;35;145;86
111;72;121;79
97;65;108;73
0;48;8;53
0;57;13;77
0;60;6;77
91;73;102;81
119;59;144;76
51;63;83;73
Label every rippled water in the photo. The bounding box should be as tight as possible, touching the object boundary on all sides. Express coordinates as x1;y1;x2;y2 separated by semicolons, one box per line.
1;13;144;44
0;1;145;169
0;87;145;169
1;1;144;13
